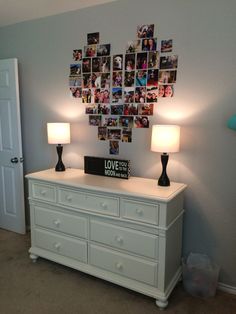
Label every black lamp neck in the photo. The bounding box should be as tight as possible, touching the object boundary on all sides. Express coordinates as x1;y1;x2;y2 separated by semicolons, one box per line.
158;152;170;186
55;144;65;171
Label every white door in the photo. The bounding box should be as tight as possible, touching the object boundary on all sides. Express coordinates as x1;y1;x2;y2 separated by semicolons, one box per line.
0;58;25;234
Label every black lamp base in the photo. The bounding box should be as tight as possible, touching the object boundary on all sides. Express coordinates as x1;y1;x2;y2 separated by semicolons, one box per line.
158;153;170;186
55;144;65;172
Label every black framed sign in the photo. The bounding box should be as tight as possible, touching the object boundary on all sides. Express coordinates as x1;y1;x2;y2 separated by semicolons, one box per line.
84;156;130;179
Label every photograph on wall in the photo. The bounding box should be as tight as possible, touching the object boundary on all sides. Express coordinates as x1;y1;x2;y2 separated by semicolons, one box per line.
94;88;110;103
98;103;110;114
160;55;178;69
103;117;119;127
82;88;92;103
89;115;102;126
84;45;97;57
111;104;123;115
125;54;136;71
124;103;138;115
100;56;111;73
109;140;119;155
98;126;107;141
69;76;82;87
101;73;111;88
70;87;82;99
137;24;154;38
148;51;159;69
119;116;134;128
112;87;122;103
85;104;97;114
113;55;123;71
108;128;122;140
136;52;148;69
100;88;110;103
134;87;146;103
141;38;157;52
158;70;177;84
146;86;158;102
73;49;82;61
91;72;101;88
83;73;91;88
122;128;132;142
158;85;174;97
87;32;100;45
92;57;101;72
98;126;107;140
113;71;123;87
94;89;100;103
138;103;154;115
70;63;81;75
135;70;147;86
97;44;111;56
126;40;141;53
147;69;158;86
161;39;173;53
124;87;135;103
124;71;135;87
82;58;91;73
134;116;149;128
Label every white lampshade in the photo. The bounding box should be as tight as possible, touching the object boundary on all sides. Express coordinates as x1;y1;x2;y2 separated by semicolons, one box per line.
47;123;71;144
151;125;180;153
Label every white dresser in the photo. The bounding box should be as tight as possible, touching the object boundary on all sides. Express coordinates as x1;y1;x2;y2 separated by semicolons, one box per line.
26;168;186;309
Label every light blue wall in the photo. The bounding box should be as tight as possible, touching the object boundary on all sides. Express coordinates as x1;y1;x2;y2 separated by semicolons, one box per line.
0;0;236;287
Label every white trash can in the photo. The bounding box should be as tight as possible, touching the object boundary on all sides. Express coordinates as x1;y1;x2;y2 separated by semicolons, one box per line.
182;253;220;298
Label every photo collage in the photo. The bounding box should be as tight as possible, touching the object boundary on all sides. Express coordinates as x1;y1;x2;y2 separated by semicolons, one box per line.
69;25;178;155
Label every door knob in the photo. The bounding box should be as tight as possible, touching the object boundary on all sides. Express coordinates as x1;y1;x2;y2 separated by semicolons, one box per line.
10;157;19;163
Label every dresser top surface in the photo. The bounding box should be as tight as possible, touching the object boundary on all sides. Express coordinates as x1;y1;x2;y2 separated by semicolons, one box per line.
26;168;186;202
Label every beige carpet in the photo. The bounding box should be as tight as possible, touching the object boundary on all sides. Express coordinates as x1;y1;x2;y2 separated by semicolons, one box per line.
0;228;235;314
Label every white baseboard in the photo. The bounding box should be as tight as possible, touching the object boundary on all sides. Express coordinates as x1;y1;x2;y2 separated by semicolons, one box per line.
218;282;236;295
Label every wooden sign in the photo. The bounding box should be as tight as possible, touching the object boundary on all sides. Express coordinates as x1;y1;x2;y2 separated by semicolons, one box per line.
84;156;130;179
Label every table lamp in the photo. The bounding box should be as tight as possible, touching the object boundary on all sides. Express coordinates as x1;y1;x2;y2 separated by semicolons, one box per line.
47;123;71;171
151;125;180;186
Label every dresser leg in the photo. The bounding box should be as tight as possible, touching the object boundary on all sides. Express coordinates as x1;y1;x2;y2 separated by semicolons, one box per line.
156;299;168;310
30;253;38;263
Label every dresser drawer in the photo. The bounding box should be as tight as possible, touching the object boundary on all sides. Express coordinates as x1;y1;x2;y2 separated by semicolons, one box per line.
59;188;119;217
34;206;87;239
85;193;119;217
90;220;158;259
32;182;56;203
34;229;87;263
121;199;159;225
89;244;157;286
58;188;85;209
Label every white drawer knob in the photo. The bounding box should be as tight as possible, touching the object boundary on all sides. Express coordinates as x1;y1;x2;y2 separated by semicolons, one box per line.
136;208;143;215
53;219;61;227
115;262;123;270
40;190;46;196
66;195;72;201
54;242;61;250
100;202;107;210
115;236;123;244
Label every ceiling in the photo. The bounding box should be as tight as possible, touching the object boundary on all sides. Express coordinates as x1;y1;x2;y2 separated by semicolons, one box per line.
0;0;117;28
